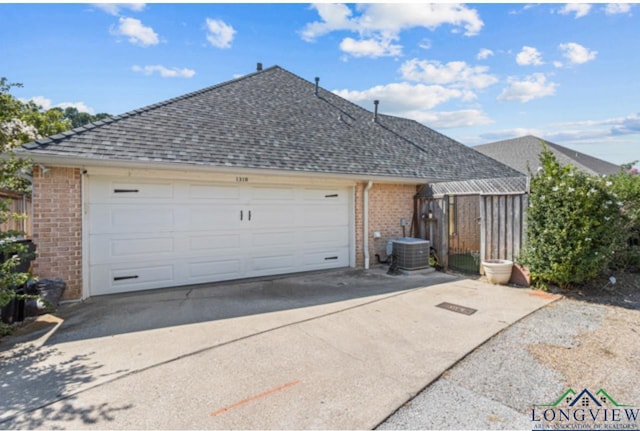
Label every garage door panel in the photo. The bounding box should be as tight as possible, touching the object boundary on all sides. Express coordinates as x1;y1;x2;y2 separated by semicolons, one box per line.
188;184;242;201
189;233;242;252
112;264;174;285
90;205;175;234
302;227;350;247
189;205;242;228
248;254;296;273
90;178;174;202
249;187;296;201
302;248;349;268
110;236;175;258
302;205;349;226
250;231;296;247
110;182;174;199
89;263;176;295
188;259;242;280
247;204;298;228
90;233;175;263
302;188;349;204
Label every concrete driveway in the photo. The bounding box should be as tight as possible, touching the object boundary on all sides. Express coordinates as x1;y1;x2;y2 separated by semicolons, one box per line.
0;268;557;429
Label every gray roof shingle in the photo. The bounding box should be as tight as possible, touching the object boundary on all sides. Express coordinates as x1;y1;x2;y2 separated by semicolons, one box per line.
20;66;522;182
474;135;621;176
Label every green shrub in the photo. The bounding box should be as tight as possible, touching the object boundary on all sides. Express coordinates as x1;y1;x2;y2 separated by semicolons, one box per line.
520;145;626;288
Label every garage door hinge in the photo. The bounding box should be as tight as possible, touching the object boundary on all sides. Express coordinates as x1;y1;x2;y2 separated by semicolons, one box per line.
113;275;139;281
324;256;338;260
114;189;139;193
325;194;338;198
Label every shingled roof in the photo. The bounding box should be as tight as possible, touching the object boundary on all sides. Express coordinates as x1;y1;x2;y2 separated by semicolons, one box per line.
20;65;522;182
474;135;621;176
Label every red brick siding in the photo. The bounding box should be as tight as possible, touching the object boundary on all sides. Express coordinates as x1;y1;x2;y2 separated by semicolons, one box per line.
354;182;418;266
32;166;83;300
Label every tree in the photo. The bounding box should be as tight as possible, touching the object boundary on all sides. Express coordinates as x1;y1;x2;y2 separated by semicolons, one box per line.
0;77;71;332
53;106;111;128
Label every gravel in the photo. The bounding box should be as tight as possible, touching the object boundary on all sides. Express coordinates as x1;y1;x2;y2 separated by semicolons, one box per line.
377;297;637;430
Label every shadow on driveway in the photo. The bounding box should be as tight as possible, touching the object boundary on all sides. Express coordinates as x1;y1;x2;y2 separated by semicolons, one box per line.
0;342;134;428
34;268;457;346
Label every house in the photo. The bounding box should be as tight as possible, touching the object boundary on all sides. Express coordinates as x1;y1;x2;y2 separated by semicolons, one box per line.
18;65;523;300
474;135;621;176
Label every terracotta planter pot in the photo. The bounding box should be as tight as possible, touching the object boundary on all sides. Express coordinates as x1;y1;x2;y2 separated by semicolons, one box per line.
482;259;514;285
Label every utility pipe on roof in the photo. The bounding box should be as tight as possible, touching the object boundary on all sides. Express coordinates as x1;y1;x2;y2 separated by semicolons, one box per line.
363;181;373;269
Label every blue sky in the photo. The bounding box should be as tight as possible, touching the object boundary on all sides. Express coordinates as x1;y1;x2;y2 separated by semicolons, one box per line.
2;2;639;167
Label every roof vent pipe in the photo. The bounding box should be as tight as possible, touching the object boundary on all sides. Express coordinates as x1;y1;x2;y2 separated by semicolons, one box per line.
314;77;320;96
373;100;379;122
257;62;263;71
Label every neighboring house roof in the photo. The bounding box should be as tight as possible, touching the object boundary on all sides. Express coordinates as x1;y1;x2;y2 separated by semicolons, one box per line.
474;135;621;176
418;176;528;198
19;65;522;183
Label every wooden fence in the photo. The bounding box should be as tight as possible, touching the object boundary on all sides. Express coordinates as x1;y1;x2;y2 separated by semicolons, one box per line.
479;194;528;264
0;191;31;237
418;193;528;271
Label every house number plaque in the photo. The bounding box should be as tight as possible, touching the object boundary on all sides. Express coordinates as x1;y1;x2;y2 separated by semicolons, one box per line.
236;176;249;183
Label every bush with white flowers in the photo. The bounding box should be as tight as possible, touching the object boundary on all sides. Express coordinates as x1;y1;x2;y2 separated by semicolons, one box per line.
520;145;629;288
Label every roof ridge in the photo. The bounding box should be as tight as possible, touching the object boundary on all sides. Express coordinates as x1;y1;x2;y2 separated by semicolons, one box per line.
546;141;620;170
25;65;280;148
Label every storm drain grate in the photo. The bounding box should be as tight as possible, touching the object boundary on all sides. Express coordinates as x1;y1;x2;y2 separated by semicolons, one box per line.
436;302;477;316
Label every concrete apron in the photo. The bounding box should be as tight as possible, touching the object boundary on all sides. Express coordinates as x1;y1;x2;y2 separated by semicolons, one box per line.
0;276;558;429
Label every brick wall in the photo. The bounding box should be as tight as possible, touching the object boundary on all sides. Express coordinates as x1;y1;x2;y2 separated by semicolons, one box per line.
32;166;83;300
354;182;418;267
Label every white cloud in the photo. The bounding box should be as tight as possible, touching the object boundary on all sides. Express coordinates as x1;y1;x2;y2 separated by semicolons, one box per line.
557;42;597;66
205;18;235;49
558;3;592;18
497;73;557;103
132;65;196;78
400;58;498;90
301;3;483;58
604;4;632;15
404;109;493;129
478;128;543;142
556;113;640;136
418;38;432;50
334;83;492;128
334;82;468;112
57;102;96;115
516;46;544;66
477;113;640;167
301;3;355;41
22;96;95;114
94;3;145;16
477;48;494;60
26;96;53;110
111;16;159;46
339;36;402;58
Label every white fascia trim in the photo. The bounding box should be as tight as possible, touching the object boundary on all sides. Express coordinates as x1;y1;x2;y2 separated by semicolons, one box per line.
25;154;434;185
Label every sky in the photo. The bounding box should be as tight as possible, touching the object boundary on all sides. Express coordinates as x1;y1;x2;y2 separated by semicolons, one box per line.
1;2;639;168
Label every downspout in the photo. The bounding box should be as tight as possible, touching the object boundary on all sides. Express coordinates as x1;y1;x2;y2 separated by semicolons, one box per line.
17;171;33;238
363;181;373;269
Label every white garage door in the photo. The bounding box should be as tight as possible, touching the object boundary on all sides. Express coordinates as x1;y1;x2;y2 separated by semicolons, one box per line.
88;176;351;295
